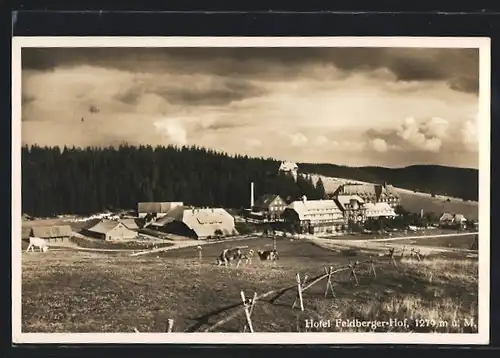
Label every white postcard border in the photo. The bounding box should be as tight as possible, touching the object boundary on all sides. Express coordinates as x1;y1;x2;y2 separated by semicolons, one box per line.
12;36;491;345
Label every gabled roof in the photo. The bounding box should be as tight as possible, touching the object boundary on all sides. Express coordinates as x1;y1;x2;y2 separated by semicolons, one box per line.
363;202;397;217
335;195;365;210
279;161;298;171
440;213;466;223
119;218;139;230
253;194;283;208
287;199;344;221
154;206;237;238
341;183;400;201
31;225;73;238
86;219;121;234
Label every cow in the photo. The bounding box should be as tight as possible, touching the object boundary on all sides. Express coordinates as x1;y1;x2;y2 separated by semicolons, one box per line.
216;248;243;267
241;249;255;265
26;236;49;253
257;249;279;261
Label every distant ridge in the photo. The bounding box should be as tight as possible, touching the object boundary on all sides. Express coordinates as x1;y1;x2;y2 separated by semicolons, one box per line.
298;163;478;202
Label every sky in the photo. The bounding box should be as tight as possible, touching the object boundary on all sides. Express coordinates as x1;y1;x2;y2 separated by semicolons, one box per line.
21;47;480;169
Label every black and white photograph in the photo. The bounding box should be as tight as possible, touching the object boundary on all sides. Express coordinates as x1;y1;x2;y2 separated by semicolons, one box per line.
11;37;490;345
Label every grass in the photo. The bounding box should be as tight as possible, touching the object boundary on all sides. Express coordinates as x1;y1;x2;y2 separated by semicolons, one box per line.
394;234;477;250
69;237;174;250
22;236;478;333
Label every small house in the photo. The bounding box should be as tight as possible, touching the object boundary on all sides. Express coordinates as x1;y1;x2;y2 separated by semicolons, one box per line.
84;219;138;241
439;213;467;229
252;194;287;220
29;225;73;244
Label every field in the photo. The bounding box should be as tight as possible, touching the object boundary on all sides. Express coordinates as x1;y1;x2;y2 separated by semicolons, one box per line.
22;234;478;333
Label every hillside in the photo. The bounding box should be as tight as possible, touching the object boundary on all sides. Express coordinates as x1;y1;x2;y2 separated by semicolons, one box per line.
299;163;478;202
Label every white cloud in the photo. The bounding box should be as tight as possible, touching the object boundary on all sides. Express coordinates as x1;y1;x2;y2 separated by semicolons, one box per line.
461;119;478;147
289;133;308;147
314;135;329;146
396;117;443;152
370;138;388;152
153;118;188;146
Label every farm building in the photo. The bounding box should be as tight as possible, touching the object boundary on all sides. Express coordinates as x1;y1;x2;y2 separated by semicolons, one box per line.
363;202;397;219
25;225;73;244
151;206;238;239
83;219;138;241
284;196;346;235
332;182;401;208
119;218;140;230
252;194;287;220
439;213;467;229
137;201;183;219
334;195;367;225
278;161;298;179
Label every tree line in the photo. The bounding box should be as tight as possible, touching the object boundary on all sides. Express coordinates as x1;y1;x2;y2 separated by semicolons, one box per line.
22;144;326;217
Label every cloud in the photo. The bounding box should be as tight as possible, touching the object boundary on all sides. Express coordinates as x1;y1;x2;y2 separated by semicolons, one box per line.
369;138;389;152
22;47;479;94
314;136;329;146
20;47;480;169
245;138;262;149
153;118;188;146
289;133;308;147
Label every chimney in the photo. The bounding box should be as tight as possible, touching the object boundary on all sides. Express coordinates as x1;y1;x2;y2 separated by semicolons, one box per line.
302;195;307;203
250;182;255;209
420;209;424;218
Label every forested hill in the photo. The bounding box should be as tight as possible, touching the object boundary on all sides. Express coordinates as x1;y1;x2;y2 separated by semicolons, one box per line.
21;145;325;217
298;163;478;202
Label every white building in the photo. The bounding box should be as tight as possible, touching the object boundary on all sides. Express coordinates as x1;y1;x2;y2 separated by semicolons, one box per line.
278;161;298;180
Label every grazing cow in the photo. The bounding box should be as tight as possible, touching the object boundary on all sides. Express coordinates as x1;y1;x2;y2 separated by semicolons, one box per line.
257;249;279;261
241;249;255;265
216;248;243;267
26;236;49;253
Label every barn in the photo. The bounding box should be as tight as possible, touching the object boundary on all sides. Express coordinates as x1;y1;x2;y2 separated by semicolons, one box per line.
137;202;183;219
84;219;138;241
27;225;73;244
151;206;238;239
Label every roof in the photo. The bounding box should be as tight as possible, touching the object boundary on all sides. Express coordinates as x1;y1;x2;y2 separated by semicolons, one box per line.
119;218;139;230
440;213;467;223
86;219;121;234
31;225;73;238
253;194;284;209
279;161;298;171
335;195;365;210
363;202;397;217
341;183;400;201
159;206;237;238
137;202;183;213
286;199;344;221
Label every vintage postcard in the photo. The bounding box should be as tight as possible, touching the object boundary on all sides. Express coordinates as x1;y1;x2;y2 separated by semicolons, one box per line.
12;36;490;345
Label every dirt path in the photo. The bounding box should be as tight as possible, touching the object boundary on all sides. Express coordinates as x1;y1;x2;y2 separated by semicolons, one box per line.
129;234;257;256
305;232;478;255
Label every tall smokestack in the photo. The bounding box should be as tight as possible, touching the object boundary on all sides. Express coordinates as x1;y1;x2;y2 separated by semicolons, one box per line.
250;182;255;209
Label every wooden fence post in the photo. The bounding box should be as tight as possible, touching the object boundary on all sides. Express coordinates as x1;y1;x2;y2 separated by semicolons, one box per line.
292;273;305;311
388;247;398;268
167;318;174;332
243;292;258;332
197;245;203;261
348;261;359;286
369;259;377;278
324;266;336;298
240;291;254;333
